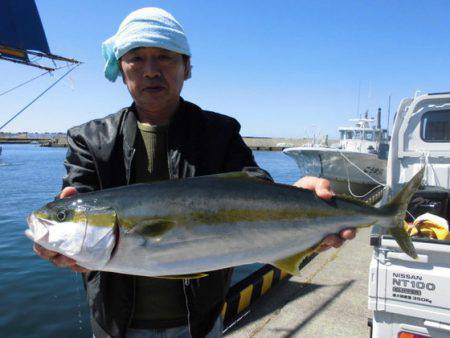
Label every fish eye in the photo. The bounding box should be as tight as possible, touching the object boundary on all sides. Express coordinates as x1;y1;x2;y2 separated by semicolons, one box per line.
56;210;67;222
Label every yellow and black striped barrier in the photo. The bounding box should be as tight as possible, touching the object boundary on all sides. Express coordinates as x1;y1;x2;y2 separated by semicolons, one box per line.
223;253;317;329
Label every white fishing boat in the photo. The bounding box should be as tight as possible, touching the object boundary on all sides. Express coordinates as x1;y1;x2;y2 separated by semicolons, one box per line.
284;109;389;196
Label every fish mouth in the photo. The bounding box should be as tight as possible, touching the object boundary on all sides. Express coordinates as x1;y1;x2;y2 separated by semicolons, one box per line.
26;211;89;258
26;208;117;268
34;214;54;226
26;213;51;243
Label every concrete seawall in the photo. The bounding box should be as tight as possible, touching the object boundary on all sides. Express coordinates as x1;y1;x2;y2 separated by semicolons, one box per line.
243;137;312;151
2;136;319;150
0;137;68;147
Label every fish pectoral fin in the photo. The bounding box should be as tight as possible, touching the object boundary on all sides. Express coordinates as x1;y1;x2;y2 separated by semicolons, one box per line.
271;244;320;276
152;273;209;280
214;172;254;179
132;219;176;238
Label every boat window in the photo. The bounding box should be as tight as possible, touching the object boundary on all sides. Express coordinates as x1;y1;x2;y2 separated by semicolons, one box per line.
421;110;450;142
346;131;353;139
364;131;374;141
340;131;345;140
354;130;362;139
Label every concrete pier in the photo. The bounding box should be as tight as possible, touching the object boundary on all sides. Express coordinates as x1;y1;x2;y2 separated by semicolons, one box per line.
0;136;68;147
225;227;372;338
0;137;51;144
1;136;317;150
243;137;311;151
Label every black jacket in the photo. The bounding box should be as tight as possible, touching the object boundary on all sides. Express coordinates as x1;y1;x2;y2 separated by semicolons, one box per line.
62;99;271;338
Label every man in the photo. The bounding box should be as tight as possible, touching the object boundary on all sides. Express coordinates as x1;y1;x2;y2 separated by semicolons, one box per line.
34;7;355;338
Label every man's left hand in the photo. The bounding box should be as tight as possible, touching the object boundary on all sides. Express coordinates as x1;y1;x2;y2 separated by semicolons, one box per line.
293;176;356;252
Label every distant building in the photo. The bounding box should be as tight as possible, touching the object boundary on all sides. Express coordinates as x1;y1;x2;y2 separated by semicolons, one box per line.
16;132;28;139
53;135;68;146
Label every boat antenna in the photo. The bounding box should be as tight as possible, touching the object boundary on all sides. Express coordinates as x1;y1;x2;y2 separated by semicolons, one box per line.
366;82;373;121
387;94;391;134
356;80;361;117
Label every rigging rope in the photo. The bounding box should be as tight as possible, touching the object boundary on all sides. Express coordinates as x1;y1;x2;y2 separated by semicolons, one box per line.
339;152;386;199
343;161;384;199
0;70;50;97
423;152;441;187
0;64;80;131
340;151;420;221
0;63;76;98
339;152;386;186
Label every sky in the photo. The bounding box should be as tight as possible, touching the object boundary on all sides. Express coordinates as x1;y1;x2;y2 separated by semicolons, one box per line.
1;0;450;138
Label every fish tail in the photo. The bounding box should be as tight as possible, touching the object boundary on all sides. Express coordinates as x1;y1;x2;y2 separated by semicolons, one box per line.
378;167;424;259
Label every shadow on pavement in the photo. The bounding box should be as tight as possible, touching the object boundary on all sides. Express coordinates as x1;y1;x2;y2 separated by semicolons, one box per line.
275;280;355;338
225;278;324;334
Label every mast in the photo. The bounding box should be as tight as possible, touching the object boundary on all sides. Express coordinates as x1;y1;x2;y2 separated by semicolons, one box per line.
356;81;361;118
387;94;391;135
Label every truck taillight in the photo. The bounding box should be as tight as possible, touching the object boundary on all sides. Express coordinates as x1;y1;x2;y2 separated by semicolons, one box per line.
398;332;430;338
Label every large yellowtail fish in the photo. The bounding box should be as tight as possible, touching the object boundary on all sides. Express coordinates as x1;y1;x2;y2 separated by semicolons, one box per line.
26;169;423;277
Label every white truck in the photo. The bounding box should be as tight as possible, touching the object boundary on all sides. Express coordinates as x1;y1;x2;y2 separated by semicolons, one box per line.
368;92;450;338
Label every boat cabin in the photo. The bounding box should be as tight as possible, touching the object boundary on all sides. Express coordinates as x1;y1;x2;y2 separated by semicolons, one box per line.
338;117;389;156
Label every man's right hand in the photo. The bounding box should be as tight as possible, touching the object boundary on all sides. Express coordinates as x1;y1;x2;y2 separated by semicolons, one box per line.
33;186;90;273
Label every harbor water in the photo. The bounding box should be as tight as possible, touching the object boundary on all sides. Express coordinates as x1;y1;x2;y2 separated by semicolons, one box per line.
0;144;300;337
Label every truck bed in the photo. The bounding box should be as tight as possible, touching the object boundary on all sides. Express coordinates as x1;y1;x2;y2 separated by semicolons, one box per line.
369;188;450;338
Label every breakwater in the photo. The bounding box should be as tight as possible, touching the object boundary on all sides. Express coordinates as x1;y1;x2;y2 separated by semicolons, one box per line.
1;136;315;150
0;137;68;147
0;137;51;144
243;137;311;151
2;136;339;150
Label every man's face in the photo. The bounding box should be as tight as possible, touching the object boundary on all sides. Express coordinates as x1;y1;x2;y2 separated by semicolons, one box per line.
120;47;188;113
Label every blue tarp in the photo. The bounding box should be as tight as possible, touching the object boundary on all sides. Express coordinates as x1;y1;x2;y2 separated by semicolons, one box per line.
0;0;50;60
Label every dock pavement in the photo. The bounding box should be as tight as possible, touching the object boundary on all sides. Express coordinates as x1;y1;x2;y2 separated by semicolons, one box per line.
226;227;372;338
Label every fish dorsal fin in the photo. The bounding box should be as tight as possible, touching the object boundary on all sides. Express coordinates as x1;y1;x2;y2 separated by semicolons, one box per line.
131;219;176;238
152;273;208;280
213;171;254;180
212;171;272;182
271;243;321;276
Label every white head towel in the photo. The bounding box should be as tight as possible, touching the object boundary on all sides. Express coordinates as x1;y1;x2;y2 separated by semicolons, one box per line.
102;7;191;82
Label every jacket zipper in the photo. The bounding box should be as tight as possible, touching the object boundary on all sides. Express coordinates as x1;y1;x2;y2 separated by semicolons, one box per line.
166;128;173;180
167;128;192;337
127;148;136;184
183;279;193;338
125;146;136;330
126;276;136;330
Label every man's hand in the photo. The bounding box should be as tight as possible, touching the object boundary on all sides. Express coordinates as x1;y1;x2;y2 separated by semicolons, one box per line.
293;176;356;252
33;187;90;273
